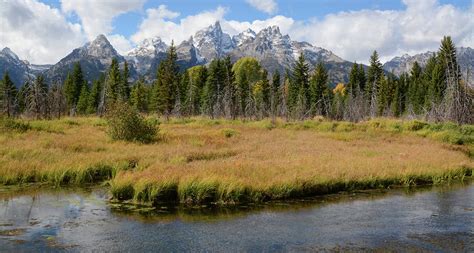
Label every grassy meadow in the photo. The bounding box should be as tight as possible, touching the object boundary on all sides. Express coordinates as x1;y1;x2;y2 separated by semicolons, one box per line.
0;116;473;205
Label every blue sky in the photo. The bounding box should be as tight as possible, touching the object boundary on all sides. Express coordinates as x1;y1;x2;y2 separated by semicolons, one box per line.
1;0;473;64
39;0;471;38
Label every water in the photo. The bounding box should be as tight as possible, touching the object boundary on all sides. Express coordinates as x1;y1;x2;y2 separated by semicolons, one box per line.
0;183;473;252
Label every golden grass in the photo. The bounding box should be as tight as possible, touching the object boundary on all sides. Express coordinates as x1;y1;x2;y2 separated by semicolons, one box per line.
0;117;472;204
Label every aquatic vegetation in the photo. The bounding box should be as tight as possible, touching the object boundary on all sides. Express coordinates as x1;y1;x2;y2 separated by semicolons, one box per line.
0;117;472;205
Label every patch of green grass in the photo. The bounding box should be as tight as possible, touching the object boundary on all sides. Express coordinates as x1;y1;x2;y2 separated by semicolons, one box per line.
0;118;31;132
109;167;472;205
221;128;239;138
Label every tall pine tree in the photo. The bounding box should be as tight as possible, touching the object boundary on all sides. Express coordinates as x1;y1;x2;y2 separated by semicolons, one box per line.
310;62;331;116
0;72;18;117
366;51;384;116
64;62;85;111
105;58;121;106
152;42;179;118
290;53;310;119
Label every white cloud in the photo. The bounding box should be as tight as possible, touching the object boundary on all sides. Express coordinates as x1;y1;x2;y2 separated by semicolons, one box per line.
131;5;227;45
294;0;474;63
60;0;146;40
222;15;296;36
1;0;472;66
108;34;134;54
245;0;278;14
0;0;85;64
131;1;473;64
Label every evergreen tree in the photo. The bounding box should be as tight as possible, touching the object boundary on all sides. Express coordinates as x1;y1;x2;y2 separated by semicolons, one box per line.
201;59;220;117
152;42;179;118
310;62;331;116
366;51;384;115
76;83;89;115
347;63;359;97
430;56;446;104
118;61;130;101
0;72;18;117
130;78;149;113
254;69;270;118
438;36;469;123
271;70;281;118
87;75;104;114
64;62;85;110
222;56;236;119
408;61;424;114
17;82;29;114
357;64;367;92
105;58;121;105
179;71;190;115
291;53;310;118
377;76;389;115
438;36;460;80
281;72;291;120
187;65;207;115
423;54;444;109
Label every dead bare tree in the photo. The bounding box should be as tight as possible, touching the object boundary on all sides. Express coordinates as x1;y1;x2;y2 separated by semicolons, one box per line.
442;56;471;124
26;76;48;119
48;81;67;119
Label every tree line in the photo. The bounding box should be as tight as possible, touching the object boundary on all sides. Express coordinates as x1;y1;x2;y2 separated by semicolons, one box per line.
1;36;472;124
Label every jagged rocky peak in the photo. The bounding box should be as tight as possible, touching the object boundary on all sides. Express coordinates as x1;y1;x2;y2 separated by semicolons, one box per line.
233;28;257;46
258;25;282;37
176;36;204;66
193;21;235;59
128;36;168;57
85;34;119;58
1;47;20;60
384;51;436;76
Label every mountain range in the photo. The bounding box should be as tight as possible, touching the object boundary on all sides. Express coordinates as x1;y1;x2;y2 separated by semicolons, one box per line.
1;21;473;88
383;47;474;83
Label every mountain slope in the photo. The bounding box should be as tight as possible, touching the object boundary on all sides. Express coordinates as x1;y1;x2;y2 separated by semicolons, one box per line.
129;23;357;84
229;26;352;84
45;35;134;83
384;47;474;87
193;21;235;61
0;47;30;86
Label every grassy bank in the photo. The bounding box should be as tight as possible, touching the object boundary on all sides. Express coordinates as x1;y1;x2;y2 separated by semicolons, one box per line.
0;116;472;204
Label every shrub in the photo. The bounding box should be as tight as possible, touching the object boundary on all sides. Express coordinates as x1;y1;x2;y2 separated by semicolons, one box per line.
106;103;158;143
221;128;239;138
0;118;31;132
404;120;428;131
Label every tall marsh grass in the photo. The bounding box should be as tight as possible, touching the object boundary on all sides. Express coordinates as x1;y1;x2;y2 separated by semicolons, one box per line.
0;116;472;204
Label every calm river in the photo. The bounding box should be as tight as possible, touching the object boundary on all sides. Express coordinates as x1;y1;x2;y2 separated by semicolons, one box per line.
0;183;473;252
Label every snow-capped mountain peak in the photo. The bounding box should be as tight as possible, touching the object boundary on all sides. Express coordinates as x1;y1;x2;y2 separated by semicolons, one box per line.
84;34;119;59
128;36;168;57
233;28;257;46
193;21;235;60
259;25;281;37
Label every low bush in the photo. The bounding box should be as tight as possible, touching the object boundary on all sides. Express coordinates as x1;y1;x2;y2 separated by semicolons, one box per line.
106;103;158;143
0;117;31;132
221;128;239;138
404;120;428;131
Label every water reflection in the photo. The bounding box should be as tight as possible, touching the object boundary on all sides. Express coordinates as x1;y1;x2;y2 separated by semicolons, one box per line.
0;183;472;251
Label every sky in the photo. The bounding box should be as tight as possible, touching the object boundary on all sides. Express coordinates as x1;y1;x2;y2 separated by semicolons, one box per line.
0;0;472;64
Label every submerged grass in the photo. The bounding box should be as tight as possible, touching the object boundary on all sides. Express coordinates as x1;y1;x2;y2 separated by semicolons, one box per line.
0;116;472;204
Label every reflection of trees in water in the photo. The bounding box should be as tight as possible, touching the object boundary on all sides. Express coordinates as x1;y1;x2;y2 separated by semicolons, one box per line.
26;196;36;222
1;195;36;225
